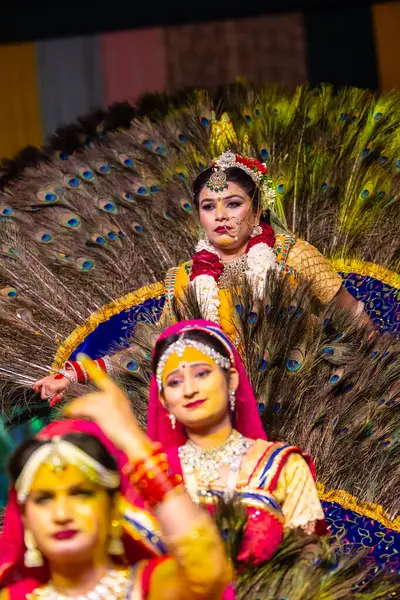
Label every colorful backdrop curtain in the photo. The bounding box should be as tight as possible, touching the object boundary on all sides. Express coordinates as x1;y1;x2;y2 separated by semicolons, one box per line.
101;29;167;106
36;36;104;140
372;2;400;92
0;43;42;158
165;13;307;89
0;2;400;159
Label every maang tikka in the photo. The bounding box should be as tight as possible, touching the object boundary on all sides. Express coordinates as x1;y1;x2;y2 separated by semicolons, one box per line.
206;169;228;192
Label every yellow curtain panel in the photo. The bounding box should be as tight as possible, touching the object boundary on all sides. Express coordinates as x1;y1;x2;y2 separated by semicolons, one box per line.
0;43;42;159
373;1;400;92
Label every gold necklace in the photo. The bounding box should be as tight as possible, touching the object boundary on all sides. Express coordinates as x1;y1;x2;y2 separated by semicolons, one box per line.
219;254;248;288
28;568;131;600
178;429;251;486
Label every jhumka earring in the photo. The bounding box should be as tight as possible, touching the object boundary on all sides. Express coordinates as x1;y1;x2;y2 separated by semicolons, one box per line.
229;390;236;412
108;518;125;556
24;530;44;568
251;223;262;237
169;412;177;430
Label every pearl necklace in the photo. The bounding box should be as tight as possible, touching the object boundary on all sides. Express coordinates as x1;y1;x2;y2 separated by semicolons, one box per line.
28;568;131;600
178;429;251;486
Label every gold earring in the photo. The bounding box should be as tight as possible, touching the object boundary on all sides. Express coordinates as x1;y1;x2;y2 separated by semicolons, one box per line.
251;223;262;237
108;519;124;556
24;530;44;568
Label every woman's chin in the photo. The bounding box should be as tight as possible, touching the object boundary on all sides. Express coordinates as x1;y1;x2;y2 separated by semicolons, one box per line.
182;410;224;430
45;537;93;561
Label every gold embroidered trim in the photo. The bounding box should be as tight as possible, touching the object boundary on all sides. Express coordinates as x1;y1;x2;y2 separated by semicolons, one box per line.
317;482;400;531
164;266;179;319
331;259;400;290
51;281;164;371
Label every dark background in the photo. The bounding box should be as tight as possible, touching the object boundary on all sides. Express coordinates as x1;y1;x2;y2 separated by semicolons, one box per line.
1;1;388;90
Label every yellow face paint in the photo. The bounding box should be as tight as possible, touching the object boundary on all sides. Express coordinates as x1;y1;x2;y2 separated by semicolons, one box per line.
24;463;112;566
162;347;216;387
216;196;223;211
161;347;231;434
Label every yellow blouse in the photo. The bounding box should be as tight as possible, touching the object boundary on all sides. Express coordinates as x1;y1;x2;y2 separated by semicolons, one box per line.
240;440;325;530
164;236;342;343
183;439;324;533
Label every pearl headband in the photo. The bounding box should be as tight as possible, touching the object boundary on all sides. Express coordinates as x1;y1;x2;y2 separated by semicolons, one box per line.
15;437;120;504
156;338;232;391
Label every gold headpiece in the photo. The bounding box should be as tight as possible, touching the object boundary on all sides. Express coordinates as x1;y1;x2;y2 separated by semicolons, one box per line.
206;150;276;209
15;437;120;503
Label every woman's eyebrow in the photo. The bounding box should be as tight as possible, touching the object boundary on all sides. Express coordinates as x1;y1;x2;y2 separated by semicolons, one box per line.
200;194;245;206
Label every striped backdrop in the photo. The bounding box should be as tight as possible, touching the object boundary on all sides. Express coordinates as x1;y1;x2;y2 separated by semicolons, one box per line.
0;1;399;158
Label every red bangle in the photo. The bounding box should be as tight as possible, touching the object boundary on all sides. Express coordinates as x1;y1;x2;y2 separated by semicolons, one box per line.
95;358;107;373
65;361;88;384
134;468;183;509
122;442;163;477
124;443;183;508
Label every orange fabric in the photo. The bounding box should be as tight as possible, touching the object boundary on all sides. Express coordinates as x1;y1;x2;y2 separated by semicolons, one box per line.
373;2;400;91
0;43;42;158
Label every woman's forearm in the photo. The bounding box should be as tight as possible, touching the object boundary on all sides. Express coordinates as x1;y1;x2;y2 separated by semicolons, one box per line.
122;436;230;598
121;433;208;538
160;512;230;600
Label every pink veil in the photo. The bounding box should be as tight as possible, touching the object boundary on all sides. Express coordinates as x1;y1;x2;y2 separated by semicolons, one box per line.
147;320;266;446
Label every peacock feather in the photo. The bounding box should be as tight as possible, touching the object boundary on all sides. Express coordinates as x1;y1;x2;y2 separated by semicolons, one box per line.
0;83;398;523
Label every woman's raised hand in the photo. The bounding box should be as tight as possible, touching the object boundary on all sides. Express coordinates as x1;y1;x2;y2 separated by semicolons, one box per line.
63;354;149;458
33;374;71;403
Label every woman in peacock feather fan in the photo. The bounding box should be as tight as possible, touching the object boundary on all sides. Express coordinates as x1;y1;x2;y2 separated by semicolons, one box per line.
0;84;399;573
33;149;370;400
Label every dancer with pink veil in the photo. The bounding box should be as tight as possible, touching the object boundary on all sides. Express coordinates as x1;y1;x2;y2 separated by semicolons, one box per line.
147;319;327;565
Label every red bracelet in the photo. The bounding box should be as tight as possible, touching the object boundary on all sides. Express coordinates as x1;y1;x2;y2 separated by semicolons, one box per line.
64;358;110;384
135;471;184;509
65;361;88;384
95;358;107;373
123;442;164;477
124;443;183;509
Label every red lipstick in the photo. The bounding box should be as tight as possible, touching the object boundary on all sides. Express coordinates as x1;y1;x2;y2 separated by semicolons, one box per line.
185;399;206;409
215;226;230;233
52;530;79;541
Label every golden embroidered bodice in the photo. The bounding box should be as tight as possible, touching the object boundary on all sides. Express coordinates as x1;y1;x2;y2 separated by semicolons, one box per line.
187;439;324;531
164;235;342;342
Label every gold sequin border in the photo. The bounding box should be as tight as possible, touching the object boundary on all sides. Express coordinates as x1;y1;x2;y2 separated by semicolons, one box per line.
317;482;400;532
51;281;164;371
331;259;400;290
